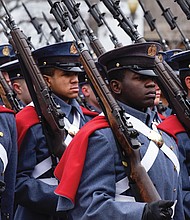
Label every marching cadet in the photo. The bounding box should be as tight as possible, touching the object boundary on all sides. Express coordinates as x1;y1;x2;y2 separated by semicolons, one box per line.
0;44;16;106
0;59;32;107
54;42;185;219
78;72;102;113
165;50;190;219
0;44;17;220
171;50;190;101
156;49;182;118
14;41;95;220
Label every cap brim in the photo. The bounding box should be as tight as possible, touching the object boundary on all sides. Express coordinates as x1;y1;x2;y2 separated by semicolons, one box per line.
131;69;157;77
60;66;84;73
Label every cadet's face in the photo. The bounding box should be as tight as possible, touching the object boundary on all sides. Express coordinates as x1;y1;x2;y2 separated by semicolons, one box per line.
114;70;156;110
45;68;79;102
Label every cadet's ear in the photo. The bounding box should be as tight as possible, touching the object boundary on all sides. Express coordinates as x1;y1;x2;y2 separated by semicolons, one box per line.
12;82;22;94
109;80;121;94
43;74;51;87
185;76;190;90
81;84;90;97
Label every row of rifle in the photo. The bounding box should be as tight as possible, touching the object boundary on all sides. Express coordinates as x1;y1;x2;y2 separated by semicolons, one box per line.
0;0;190;202
139;0;190;50
0;1;190;121
0;1;189;51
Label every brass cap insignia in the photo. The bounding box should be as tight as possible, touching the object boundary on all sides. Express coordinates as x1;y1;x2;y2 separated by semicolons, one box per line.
158;53;163;62
70;43;78;54
148;44;157;57
2;46;10;56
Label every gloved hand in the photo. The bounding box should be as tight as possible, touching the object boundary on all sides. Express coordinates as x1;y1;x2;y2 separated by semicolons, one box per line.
142;200;174;220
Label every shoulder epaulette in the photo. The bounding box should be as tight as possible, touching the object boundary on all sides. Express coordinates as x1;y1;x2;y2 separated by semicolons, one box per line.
157;114;186;142
80;106;99;117
16;106;40;151
0;106;15;114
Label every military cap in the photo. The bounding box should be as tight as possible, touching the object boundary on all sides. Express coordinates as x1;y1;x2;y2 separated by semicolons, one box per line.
159;49;182;71
0;44;16;66
98;42;163;77
78;71;89;85
32;41;83;73
170;50;190;72
0;59;23;81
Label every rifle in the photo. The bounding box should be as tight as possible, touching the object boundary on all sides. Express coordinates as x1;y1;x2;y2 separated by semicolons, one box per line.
22;2;50;45
138;0;169;51
61;0;106;57
0;69;22;113
100;0;190;135
84;0;123;48
1;0;66;159
174;0;190;20
42;12;64;43
47;0;161;202
156;0;190;50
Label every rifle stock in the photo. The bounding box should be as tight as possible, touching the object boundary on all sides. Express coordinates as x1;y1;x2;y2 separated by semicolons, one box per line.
48;0;161;202
1;0;66;158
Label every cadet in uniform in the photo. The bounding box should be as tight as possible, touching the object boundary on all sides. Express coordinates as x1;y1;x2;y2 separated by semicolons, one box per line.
78;72;102;113
14;41;94;220
167;50;190;219
156;49;182;117
0;59;32;107
0;44;17;220
54;42;184;220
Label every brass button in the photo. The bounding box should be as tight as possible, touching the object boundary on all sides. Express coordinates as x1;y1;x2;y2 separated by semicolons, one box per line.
170;146;174;151
122;161;128;167
0;132;3;137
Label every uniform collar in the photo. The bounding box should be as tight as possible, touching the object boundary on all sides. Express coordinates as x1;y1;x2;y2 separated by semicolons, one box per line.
52;94;85;121
118;101;158;126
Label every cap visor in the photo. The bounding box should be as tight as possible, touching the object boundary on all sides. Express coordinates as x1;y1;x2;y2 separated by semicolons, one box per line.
132;69;157;77
58;66;83;73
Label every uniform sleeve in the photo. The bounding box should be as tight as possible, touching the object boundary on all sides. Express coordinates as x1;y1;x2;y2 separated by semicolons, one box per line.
176;132;190;218
0;112;17;219
15;124;59;215
57;128;145;220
